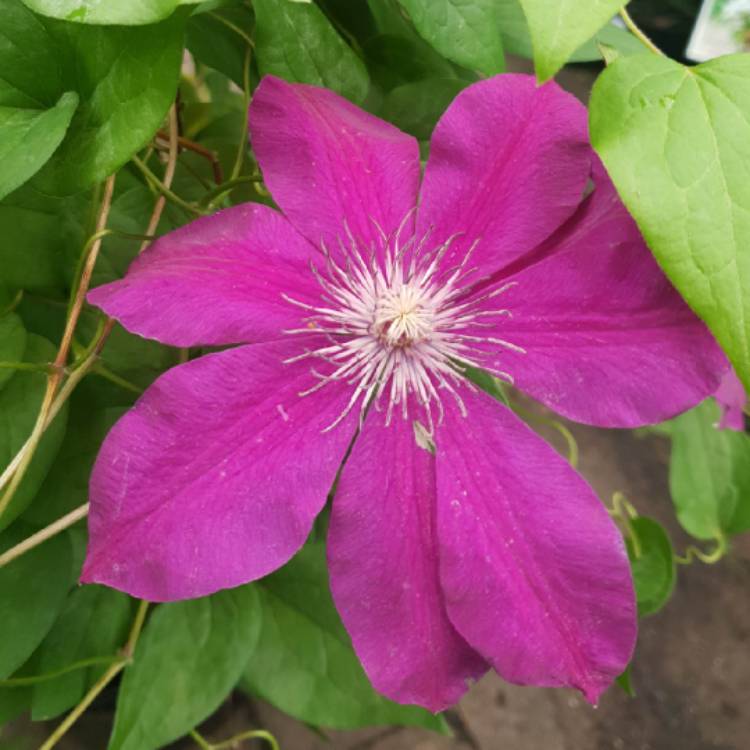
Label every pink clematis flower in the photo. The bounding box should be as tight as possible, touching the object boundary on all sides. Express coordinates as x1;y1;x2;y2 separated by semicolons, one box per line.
82;75;725;710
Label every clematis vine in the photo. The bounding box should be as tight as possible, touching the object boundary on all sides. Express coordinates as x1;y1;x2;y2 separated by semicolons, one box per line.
82;75;725;711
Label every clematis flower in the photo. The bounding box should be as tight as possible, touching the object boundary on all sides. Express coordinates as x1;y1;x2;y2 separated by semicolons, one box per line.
715;369;746;431
82;74;725;710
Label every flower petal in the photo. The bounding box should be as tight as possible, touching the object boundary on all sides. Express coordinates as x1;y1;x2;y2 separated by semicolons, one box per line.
435;386;636;704
715;369;746;431
87;203;318;347
249;75;421;252
82;339;357;601
417;74;590;280
463;165;727;427
328;405;487;712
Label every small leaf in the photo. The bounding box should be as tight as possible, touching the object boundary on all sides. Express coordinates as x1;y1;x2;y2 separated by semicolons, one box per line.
0;314;27;391
0;334;69;530
108;585;261;750
398;0;504;76
241;540;447;732
382;78;467;140
0;524;73;678
616;665;635;697
625;517;675;617
517;0;625;80
0;91;78;200
590;54;750;392
668;399;750;539
21;0;199;25
31;586;132;720
253;0;370;103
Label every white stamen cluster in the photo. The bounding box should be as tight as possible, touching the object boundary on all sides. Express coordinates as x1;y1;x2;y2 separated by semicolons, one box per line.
283;216;524;433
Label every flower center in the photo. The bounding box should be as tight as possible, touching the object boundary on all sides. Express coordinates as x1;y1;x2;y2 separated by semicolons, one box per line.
283;217;523;432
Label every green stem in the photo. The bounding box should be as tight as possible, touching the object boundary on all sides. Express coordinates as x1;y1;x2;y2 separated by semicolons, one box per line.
231;46;254;183
132;155;204;217
0;656;119;687
619;7;664;56
200;175;263;208
675;534;727;565
608;492;642;558
209;11;255;47
0;361;55;374
0;290;23;317
92;364;144;395
191;727;281;750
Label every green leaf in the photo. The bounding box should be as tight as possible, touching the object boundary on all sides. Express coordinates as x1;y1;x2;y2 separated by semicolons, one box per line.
625;516;675;617
590;54;750;393
0;92;78;201
0;524;73;678
382;78;466;140
669;399;750;539
31;585;131;720
616;665;635;697
517;0;624;80
241;540;447;732
0;334;69;530
397;0;504;76
253;0;370;103
109;585;261;750
186;4;254;87
0;0;186;195
0;183;89;292
20;0;198;25
0;314;27;391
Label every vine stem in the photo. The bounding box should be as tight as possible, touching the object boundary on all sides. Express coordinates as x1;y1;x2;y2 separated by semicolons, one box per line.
0;655;117;687
0;503;89;569
675;534;727;565
191;728;280;750
0;175;117;521
619;7;664;56
39;600;149;750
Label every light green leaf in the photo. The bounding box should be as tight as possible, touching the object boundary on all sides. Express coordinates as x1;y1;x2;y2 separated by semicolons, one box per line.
0;314;27;391
241;540;447;732
109;585;261;750
0;92;78;201
0;335;69;530
31;585;131;720
669;399;750;539
253;0;370;103
397;0;504;76
626;517;675;617
382;78;467;140
590;54;750;392
517;0;625;80
21;0;199;25
0;524;73;678
0;0;186;195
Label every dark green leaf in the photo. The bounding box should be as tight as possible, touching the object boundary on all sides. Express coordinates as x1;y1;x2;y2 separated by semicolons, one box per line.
669;399;750;539
109;585;261;750
253;0;370;103
0;525;73;678
187;4;254;87
21;0;198;25
626;516;675;617
382;78;466;140
241;540;447;731
0;91;78;200
31;585;131;719
590;54;750;392
0;0;186;195
397;0;504;76
616;665;635;697
0;335;69;530
517;0;624;80
0;314;27;391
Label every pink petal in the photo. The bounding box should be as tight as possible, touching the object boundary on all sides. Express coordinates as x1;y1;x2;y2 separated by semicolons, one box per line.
417;74;590;280
87;203;318;347
249;76;421;253
715;369;747;431
328;404;487;712
465;163;727;427
435;387;636;704
82;339;357;601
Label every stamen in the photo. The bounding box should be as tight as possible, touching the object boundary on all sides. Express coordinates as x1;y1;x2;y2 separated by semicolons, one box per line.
282;214;525;430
